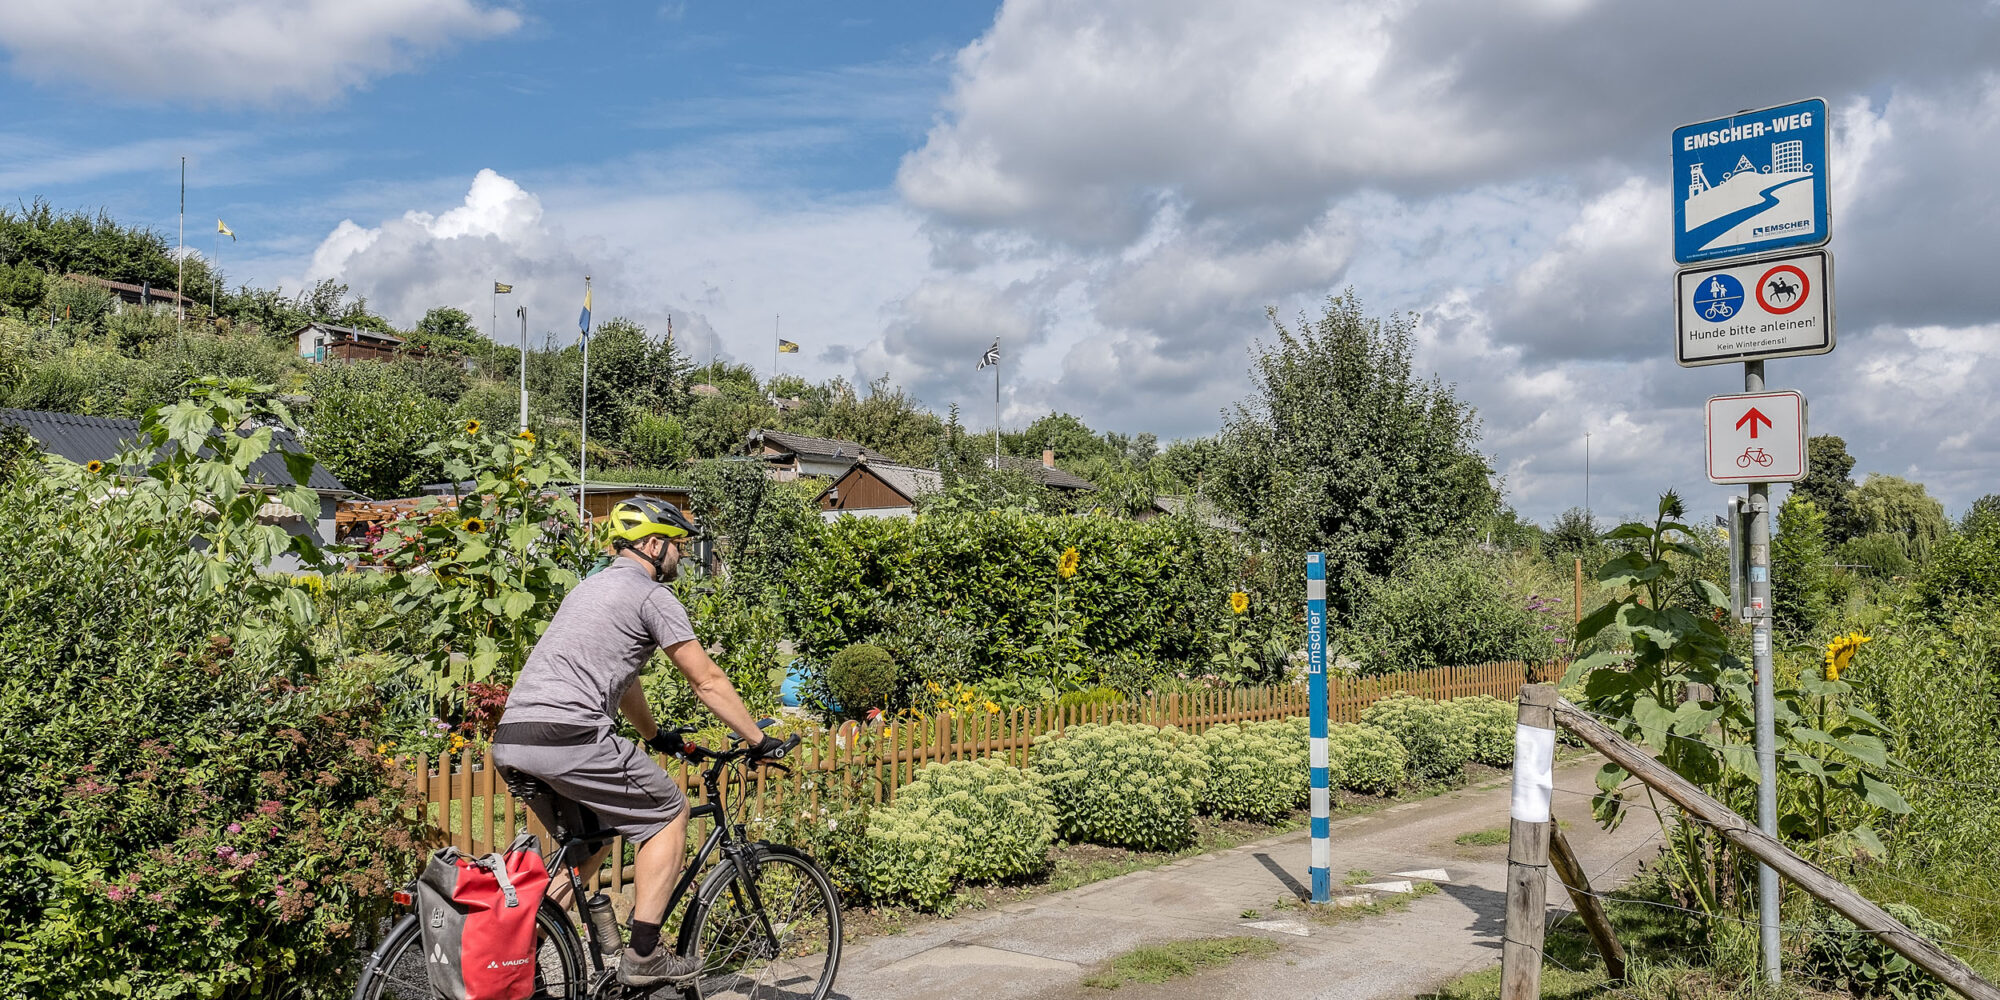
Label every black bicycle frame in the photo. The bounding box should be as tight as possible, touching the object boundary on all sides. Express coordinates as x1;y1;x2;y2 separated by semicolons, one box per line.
543;751;782;977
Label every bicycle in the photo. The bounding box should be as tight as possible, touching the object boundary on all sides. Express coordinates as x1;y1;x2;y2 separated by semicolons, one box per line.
353;728;841;1000
1736;447;1773;469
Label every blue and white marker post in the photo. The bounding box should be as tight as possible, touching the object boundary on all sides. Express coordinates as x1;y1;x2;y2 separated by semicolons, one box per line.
1306;552;1330;904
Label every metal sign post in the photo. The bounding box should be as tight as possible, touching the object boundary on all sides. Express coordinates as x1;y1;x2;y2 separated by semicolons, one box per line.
1306;553;1330;904
1677;98;1834;987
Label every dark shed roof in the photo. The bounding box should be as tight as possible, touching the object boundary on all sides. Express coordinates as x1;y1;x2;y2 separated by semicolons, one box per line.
0;408;350;494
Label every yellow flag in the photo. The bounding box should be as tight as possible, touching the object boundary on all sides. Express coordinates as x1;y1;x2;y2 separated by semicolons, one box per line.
777;339;800;354
493;282;513;294
216;219;234;240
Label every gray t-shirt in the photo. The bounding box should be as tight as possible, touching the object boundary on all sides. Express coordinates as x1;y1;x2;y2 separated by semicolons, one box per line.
501;558;698;727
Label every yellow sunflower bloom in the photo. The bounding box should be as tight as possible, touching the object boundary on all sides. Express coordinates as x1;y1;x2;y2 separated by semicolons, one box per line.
85;460;105;474
1230;591;1249;615
1823;631;1871;681
1057;546;1080;579
462;517;487;534
464;419;482;436
516;429;535;442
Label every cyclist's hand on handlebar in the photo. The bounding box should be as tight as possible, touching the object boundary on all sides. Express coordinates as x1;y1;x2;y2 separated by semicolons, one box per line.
750;734;798;761
644;727;690;758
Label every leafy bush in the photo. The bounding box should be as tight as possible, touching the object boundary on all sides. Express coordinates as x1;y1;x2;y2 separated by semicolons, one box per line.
862;758;1054;909
0;388;424;998
1360;693;1473;782
1339;553;1558;674
1199;721;1308;821
1452;694;1517;767
1030;722;1205;850
783;507;1262;691
642;581;784;725
1802;902;1952;999
827;643;898;718
1324;723;1408;794
1058;686;1126;710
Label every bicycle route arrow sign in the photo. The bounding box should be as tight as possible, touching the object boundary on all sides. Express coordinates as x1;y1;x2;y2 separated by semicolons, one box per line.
1707;390;1807;484
1675;248;1833;367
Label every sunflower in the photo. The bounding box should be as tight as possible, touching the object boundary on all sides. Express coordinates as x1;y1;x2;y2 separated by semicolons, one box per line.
84;460;105;474
464;419;482;436
516;429;535;442
1229;591;1249;615
1823;631;1871;681
462;517;487;535
1057;546;1080;579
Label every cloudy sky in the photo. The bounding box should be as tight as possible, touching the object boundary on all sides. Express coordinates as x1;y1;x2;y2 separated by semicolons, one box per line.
4;0;1996;524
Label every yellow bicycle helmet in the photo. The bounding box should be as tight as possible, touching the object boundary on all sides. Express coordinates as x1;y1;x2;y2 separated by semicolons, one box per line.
606;495;698;545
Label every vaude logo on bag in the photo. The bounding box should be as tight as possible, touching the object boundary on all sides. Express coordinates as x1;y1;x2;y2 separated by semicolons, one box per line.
431;942;450;965
485;958;532;969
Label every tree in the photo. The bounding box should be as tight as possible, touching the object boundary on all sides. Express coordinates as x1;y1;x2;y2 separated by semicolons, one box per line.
1794;434;1861;542
407;306;485;354
779;375;946;466
1772;494;1832;634
1961;493;2000;533
1851;474;1950;563
1212;291;1496;609
1543;506;1601;574
299;362;449;498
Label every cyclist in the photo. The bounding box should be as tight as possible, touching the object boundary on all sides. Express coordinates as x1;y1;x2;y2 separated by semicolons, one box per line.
492;495;787;987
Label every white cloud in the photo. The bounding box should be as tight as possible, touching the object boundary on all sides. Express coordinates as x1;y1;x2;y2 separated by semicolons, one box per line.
0;0;520;105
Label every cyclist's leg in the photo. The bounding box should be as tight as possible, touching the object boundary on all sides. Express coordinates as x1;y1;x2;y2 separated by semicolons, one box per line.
633;810;688;927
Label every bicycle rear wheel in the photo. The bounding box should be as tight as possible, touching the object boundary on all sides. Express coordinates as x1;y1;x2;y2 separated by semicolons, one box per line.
676;845;841;1000
351;903;588;1000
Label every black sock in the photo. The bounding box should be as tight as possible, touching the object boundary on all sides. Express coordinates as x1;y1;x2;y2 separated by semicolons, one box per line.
630;919;662;955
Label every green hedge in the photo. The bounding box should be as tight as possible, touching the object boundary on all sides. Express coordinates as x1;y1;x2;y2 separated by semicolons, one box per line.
861;758;1053;910
1031;722;1206;850
1199;721;1309;821
1324;723;1409;794
1453;694;1518;767
782;508;1265;693
1361;693;1477;782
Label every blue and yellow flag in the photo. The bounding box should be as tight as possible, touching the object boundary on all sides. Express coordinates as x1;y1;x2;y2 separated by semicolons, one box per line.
578;286;592;336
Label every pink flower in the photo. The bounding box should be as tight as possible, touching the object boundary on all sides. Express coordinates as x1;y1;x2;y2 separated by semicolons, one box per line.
226;823;242;834
106;886;131;902
257;800;282;815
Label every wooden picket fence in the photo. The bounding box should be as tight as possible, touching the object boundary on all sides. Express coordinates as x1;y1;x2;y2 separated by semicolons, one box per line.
414;659;1541;893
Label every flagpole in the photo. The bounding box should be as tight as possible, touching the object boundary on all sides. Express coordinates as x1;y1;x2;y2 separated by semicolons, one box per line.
176;157;185;332
517;304;529;432
993;342;1001;471
772;313;780;385
211;225;218;315
492;285;498;380
578;275;592;524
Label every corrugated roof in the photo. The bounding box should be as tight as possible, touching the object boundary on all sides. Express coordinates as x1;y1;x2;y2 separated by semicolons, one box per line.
0;408;349;494
867;462;943;502
990;454;1097;491
294;321;404;344
748;428;871;462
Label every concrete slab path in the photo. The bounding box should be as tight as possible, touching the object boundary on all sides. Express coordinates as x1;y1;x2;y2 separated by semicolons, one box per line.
821;756;1660;1000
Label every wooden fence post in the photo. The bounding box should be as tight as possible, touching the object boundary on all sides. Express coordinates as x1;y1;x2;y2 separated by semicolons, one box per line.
1501;684;1557;1000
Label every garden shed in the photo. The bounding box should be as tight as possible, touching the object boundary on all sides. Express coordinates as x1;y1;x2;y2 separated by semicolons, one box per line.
816;459;942;520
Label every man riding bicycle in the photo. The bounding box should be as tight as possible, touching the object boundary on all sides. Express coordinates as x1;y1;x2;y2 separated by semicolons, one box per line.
492;495;787;987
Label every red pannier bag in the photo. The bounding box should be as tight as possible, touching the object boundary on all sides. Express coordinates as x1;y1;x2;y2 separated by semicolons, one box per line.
415;832;551;1000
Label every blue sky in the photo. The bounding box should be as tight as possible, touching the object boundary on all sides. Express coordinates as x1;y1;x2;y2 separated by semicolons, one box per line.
4;1;1999;525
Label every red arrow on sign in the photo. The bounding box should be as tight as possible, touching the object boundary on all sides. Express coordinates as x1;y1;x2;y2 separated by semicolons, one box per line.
1735;408;1773;438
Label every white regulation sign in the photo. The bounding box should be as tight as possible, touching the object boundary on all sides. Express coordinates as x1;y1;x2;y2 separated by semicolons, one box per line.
1706;390;1807;484
1676;249;1832;367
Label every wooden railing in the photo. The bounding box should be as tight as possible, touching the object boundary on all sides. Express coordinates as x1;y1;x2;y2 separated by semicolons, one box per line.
414;659;1539;890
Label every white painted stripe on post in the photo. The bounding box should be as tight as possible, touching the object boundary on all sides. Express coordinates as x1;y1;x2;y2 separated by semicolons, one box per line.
1510;723;1556;823
1311;838;1330;869
1310;786;1329;816
1306;578;1326;601
1310;737;1328;769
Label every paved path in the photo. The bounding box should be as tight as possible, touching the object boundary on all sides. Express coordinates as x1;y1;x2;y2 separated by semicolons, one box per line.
824;756;1659;1000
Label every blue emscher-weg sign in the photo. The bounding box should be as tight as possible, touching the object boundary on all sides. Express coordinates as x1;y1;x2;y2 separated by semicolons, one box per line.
1672;98;1829;264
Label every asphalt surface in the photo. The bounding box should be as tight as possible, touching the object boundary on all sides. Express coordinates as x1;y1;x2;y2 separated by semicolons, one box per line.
819;755;1659;1000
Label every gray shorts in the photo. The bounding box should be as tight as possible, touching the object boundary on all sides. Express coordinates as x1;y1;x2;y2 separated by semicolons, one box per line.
492;732;687;844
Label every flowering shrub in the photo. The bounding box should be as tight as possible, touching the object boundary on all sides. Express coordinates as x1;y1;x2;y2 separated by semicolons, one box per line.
1324;723;1409;794
1199;721;1308;821
861;758;1053;910
1360;693;1476;782
0;404;425;998
1452;694;1519;767
1030;722;1205;850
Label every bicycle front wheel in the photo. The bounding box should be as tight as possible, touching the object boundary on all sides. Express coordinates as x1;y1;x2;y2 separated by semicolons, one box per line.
676;845;842;1000
352;903;588;1000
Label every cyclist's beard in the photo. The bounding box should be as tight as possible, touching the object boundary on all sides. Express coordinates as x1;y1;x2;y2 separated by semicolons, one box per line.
655;547;680;582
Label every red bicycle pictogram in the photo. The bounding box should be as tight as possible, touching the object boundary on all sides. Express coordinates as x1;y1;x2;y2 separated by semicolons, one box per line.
1736;447;1774;469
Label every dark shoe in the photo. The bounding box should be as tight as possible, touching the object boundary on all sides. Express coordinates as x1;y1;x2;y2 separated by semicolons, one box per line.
616;945;702;986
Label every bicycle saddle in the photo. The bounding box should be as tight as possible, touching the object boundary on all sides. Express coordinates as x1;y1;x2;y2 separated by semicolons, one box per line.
499;766;551;802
